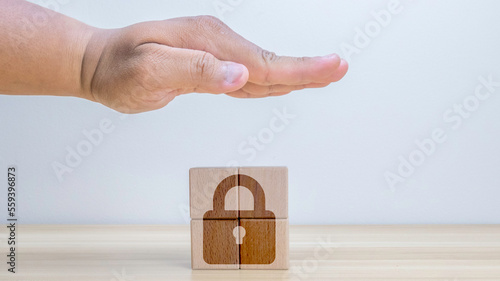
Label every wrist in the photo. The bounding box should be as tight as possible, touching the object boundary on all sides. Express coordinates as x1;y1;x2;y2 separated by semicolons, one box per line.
78;27;109;102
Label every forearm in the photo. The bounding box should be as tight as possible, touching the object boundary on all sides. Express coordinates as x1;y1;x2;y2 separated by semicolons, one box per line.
0;0;95;98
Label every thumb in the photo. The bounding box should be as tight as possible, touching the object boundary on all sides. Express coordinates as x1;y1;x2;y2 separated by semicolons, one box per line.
166;47;249;94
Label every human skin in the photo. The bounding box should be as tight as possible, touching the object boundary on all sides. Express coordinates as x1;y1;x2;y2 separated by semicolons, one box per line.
0;0;348;114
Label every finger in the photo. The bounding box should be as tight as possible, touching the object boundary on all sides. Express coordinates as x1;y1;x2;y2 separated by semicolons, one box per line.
226;89;292;99
139;44;249;94
330;59;349;82
245;52;342;86
303;82;331;88
225;59;348;99
241;82;306;97
225;89;251;99
227;79;337;98
269;91;293;97
242;74;347;96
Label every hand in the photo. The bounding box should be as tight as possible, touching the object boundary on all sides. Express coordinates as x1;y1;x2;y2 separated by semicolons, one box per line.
82;16;348;113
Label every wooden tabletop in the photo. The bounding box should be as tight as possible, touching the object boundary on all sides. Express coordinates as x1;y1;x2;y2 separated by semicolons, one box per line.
1;225;500;280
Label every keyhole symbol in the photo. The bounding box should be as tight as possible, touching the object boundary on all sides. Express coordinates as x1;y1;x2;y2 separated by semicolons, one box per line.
233;226;246;245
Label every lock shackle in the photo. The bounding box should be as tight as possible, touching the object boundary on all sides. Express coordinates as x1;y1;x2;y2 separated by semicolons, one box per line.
212;174;267;213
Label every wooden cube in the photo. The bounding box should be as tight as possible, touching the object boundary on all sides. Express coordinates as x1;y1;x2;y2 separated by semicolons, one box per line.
239;219;289;269
189;167;239;219
238;167;288;219
191;219;239;269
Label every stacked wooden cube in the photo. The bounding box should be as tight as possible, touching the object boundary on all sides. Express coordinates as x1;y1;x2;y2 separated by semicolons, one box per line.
189;167;289;269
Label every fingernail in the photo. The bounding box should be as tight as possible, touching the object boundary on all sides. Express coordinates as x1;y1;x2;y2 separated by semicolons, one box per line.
323;53;339;60
224;62;245;84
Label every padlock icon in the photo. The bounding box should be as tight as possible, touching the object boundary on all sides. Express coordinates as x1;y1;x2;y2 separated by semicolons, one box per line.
203;174;276;265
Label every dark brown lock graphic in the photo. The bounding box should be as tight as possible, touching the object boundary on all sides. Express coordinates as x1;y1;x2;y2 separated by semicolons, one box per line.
203;174;276;265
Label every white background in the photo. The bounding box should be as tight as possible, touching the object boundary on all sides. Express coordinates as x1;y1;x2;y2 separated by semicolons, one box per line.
1;0;499;224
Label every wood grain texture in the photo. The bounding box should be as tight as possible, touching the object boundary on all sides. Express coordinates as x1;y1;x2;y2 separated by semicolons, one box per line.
1;225;500;280
240;219;289;269
191;220;239;269
189;167;238;219
238;167;288;219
